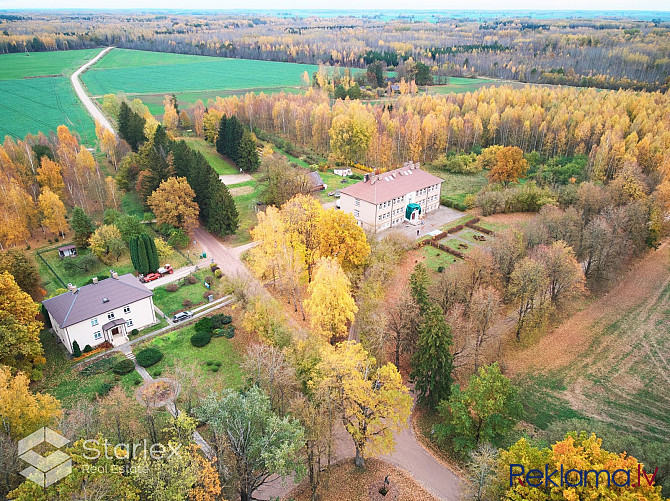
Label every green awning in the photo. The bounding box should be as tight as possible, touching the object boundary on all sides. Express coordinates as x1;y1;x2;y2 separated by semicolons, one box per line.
405;203;422;220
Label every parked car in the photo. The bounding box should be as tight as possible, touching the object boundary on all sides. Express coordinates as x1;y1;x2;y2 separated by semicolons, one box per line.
139;272;161;283
157;264;173;275
172;311;193;323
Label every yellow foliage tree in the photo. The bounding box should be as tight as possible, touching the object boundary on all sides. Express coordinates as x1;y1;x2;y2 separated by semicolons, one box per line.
89;224;125;264
316;341;412;468
36;157;65;199
318;208;370;272
162;95;179;133
38;187;67;236
147;177;200;234
0;365;60;438
488;146;529;186
0;271;45;376
303;258;357;343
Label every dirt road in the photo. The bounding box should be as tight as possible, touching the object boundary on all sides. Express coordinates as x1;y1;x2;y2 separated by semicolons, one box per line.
71;46;115;134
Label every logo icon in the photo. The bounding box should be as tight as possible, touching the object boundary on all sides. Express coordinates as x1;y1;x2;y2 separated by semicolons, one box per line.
18;427;71;487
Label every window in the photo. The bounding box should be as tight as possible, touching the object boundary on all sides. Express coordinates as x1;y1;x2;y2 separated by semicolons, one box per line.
91;318;98;327
378;215;382;221
107;312;115;320
126;319;134;327
94;331;102;340
123;306;131;314
355;198;360;207
354;210;360;217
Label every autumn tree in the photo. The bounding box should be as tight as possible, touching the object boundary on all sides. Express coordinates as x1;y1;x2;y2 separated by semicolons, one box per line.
38;187;66;237
147;177;199;234
304;258;357;344
69;206;94;248
317;209;370;272
36;157;64;199
259;154;312;207
435;363;521;456
242;343;298;415
385;288;419;368
532;240;585;305
196;386;304;501
0;272;45;376
89;224;125;264
0;366;60;439
329;103;376;164
411;302;454;409
487;146;529;186
317;341;412;468
508;257;548;340
162;94;179;133
496;433;665;500
0;250;42;301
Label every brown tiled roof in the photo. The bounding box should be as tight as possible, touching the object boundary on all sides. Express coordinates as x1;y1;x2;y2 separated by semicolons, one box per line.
339;166;443;205
42;274;152;328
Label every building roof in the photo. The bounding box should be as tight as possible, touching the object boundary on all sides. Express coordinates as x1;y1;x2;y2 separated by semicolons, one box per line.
58;245;76;252
308;171;324;187
339;164;443;205
42;274;152;328
102;318;126;331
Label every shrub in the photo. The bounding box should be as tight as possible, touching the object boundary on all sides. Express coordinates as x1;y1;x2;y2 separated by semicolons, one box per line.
210;263;218;271
112;359;135;375
437;266;445;273
165;283;178;293
203;291;213;299
186;275;198;285
210;314;232;328
223;326;235;339
214;269;222;278
79;357;116;376
431;153;481;173
72;341;82;358
211;366;220;373
182;299;193;308
191;331;212;348
205;275;213;284
135;348;163;368
195;317;213;333
214;361;222;367
133;376;143;385
206;360;214;366
96;382;113;398
83;344;93;353
131;328;139;336
151;369;163;377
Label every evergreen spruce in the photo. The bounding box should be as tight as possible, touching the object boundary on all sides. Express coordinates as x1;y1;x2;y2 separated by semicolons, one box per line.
70;206;94;248
129;235;140;271
72;340;81;358
206;184;239;236
215;115;228;156
137;236;149;275
238;131;260;172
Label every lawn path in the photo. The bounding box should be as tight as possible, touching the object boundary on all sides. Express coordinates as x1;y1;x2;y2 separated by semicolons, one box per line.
71;46;115;134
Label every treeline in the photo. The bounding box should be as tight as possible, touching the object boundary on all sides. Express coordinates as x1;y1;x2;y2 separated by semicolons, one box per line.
4;12;669;90
115;101;239;237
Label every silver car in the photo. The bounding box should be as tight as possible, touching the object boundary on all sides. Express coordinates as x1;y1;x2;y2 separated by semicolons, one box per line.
172;311;193;323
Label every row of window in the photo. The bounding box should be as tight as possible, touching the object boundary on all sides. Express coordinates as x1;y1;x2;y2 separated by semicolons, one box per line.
90;306;132;326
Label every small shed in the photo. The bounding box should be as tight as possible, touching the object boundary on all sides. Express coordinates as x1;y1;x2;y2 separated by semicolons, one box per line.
334;168;352;177
58;245;77;259
308;171;325;192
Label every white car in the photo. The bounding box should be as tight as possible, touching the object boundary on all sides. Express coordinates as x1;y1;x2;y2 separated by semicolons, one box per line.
172;311;193;323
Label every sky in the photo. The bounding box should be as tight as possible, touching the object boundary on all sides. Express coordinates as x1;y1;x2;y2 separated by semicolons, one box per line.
2;1;669;11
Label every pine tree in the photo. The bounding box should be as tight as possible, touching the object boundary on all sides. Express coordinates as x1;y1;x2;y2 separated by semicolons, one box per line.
410;302;454;409
70;206;94;248
238;131;260;172
206;184;239;236
129;235;140;271
142;233;159;271
215;115;228;156
137;236;149;275
72;340;81;358
225;115;244;161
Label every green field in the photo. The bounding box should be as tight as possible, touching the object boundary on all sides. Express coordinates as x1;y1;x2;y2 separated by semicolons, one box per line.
428;77;501;94
180;137;238;175
82;48;319;97
0;49;103;142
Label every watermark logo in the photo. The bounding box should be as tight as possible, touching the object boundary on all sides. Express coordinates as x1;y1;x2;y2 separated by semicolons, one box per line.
18;427;72;487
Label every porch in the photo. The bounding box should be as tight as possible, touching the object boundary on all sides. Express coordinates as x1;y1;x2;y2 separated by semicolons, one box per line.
102;318;129;347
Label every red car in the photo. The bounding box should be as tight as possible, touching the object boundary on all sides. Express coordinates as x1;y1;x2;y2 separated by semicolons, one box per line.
140;272;161;283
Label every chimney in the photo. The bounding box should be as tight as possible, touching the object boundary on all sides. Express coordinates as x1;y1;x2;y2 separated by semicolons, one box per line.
67;283;77;293
364;174;369;182
92;277;98;284
110;270;119;279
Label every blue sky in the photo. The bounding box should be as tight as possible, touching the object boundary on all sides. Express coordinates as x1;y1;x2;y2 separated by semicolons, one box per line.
2;1;669;11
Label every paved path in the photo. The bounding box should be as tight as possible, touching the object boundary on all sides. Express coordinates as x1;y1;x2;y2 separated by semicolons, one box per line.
71;46;115;134
144;259;208;290
194;227;253;279
219;173;253;185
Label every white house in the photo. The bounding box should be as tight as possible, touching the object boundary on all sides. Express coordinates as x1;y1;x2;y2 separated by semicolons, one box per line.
42;272;156;354
339;162;443;232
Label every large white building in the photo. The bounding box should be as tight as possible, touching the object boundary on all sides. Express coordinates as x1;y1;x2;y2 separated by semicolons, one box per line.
339;162;443;232
42;272;156;355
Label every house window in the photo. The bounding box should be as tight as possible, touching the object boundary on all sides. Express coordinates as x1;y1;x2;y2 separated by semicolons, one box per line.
126;319;134;327
94;331;102;340
354;210;360;217
123;306;131;314
91;318;98;326
355;198;360;206
107;312;115;320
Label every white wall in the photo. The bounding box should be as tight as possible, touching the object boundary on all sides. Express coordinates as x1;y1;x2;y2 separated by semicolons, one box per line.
58;296;156;354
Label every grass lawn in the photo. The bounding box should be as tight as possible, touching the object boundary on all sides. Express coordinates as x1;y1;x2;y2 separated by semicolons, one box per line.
454;227;492;245
121;191;145;217
425;169;488;207
140;324;244;390
229;174;264;245
439;214;475;232
420;245;462;272
427;77;500;95
181;137;238;175
36;331;142;407
151;269;219;316
441;237;474;254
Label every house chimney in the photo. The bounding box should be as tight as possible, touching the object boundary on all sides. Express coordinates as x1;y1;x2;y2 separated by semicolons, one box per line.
110;270;119;279
67;283;77;293
92;277;98;284
364;174;369;182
